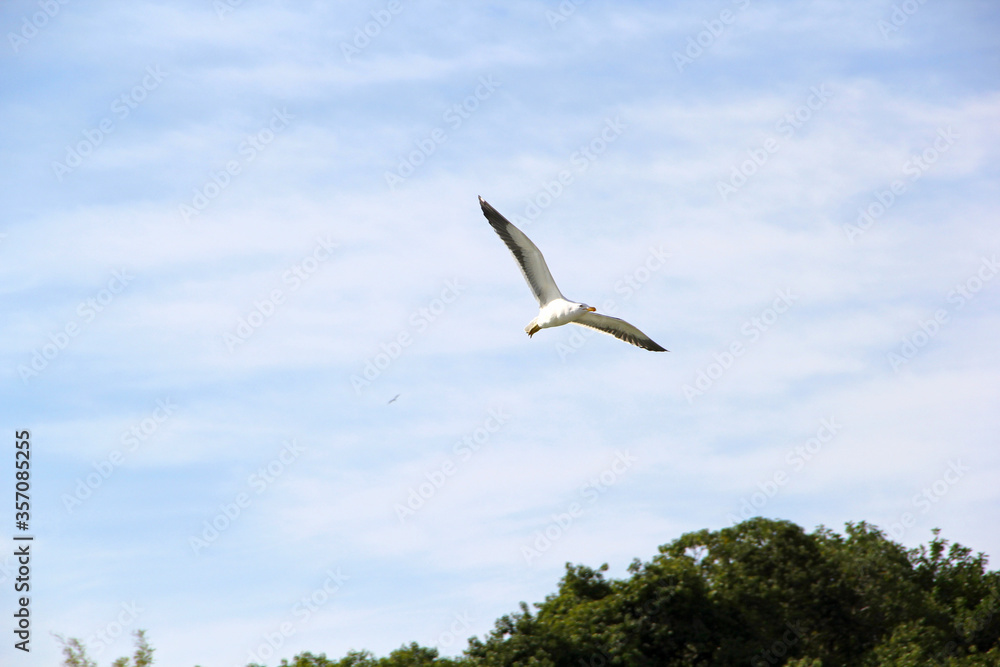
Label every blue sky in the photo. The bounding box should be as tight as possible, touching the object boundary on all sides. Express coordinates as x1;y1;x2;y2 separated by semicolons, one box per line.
1;1;999;665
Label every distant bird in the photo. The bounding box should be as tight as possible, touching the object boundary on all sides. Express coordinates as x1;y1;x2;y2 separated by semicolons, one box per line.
387;394;400;405
479;196;667;352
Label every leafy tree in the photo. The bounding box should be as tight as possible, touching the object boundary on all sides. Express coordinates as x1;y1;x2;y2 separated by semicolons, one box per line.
379;642;463;667
462;518;1000;666
111;630;155;667
56;635;97;667
256;644;463;667
55;519;1000;667
250;650;344;667
57;630;154;667
245;520;1000;665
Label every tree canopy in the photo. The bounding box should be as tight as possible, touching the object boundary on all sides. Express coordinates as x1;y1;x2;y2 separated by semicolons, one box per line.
457;519;1000;666
60;519;1000;667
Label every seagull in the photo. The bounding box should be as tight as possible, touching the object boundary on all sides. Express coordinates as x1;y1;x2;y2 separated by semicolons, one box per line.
479;196;667;352
387;393;400;405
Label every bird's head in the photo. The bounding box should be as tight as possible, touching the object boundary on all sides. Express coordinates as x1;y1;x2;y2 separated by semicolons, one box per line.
577;303;597;314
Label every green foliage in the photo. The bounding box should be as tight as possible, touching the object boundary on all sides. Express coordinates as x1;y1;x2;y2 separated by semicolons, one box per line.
379;642;463;667
252;650;360;667
55;520;1000;667
57;630;154;667
252;644;464;667
56;635;97;667
460;518;1000;667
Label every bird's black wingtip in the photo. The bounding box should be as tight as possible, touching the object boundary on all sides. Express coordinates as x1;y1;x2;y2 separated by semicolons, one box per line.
479;196;500;220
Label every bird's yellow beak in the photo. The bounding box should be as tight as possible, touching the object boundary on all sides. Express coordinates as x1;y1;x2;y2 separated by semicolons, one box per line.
586;307;596;312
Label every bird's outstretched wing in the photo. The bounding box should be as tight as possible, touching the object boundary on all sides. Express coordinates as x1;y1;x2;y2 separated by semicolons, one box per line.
573;312;668;352
479;196;564;306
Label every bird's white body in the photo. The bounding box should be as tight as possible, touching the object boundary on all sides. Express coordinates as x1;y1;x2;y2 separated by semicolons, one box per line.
526;298;595;336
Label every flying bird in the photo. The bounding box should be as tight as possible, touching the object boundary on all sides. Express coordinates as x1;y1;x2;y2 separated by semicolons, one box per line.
387;394;400;405
479;196;667;352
